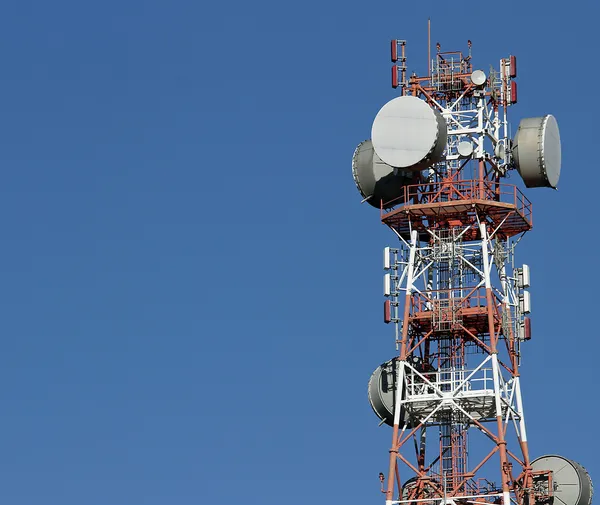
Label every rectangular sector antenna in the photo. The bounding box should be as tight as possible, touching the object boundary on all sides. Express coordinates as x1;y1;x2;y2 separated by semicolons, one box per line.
519;317;532;340
520;291;531;314
510;55;517;78
391;40;398;62
510;81;518;104
392;66;399;88
384;300;391;324
384;247;391;270
518;265;531;288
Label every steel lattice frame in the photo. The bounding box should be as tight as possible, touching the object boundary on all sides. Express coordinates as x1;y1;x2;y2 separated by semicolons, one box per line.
379;42;541;505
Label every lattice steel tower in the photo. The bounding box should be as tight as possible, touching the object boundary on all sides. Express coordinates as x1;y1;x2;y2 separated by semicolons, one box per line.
352;30;593;505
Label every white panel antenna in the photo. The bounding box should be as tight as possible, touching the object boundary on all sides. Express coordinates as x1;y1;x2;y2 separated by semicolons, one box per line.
384;274;391;297
520;291;531;314
384;247;391;270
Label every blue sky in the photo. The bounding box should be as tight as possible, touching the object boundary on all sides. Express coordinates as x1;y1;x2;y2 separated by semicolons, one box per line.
0;1;595;504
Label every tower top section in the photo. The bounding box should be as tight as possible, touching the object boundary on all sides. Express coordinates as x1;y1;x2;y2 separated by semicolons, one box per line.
352;34;562;238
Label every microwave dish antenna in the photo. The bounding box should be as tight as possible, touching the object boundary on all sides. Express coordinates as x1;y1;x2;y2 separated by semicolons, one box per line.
371;96;447;171
513;114;561;188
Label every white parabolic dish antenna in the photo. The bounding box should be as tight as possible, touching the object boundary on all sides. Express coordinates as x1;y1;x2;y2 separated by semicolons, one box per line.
470;69;487;86
458;141;474;157
513;114;561;188
371;96;447;171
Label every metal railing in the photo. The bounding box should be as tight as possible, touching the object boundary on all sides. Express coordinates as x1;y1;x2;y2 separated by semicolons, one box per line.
405;367;494;397
410;287;490;313
381;180;532;226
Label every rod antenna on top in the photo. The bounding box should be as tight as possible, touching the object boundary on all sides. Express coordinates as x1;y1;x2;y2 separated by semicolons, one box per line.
428;18;431;78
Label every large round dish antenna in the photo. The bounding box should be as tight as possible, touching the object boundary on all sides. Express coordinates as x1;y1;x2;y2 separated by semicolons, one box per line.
367;358;407;427
367;358;423;428
352;140;416;209
513;115;561;188
531;455;593;505
371;96;447;171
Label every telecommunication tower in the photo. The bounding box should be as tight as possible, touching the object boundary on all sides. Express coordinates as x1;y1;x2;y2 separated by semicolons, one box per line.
352;27;593;505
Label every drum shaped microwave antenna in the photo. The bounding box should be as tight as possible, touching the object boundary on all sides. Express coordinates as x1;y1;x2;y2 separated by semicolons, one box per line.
371;96;447;171
512;114;561;188
367;358;415;427
367;358;397;426
531;455;593;505
352;140;415;209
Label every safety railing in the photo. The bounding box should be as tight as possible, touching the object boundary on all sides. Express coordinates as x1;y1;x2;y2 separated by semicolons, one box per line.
381;180;532;226
409;287;490;313
405;366;494;397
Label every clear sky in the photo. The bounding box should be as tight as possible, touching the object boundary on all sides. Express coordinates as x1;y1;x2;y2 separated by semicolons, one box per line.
0;1;595;504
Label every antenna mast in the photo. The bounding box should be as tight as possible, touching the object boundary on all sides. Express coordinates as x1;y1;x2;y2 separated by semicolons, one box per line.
353;30;593;505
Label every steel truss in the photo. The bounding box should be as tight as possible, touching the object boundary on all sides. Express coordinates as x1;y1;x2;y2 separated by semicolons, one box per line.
383;216;533;505
377;42;542;505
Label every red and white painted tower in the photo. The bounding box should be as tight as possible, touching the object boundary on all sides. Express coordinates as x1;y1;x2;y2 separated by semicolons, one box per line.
352;28;593;505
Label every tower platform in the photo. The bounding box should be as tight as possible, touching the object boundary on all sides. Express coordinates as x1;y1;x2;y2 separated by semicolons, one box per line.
381;180;532;239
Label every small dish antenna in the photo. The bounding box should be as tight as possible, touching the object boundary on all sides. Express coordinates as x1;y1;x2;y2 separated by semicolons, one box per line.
457;141;474;158
470;69;487;86
495;143;506;161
